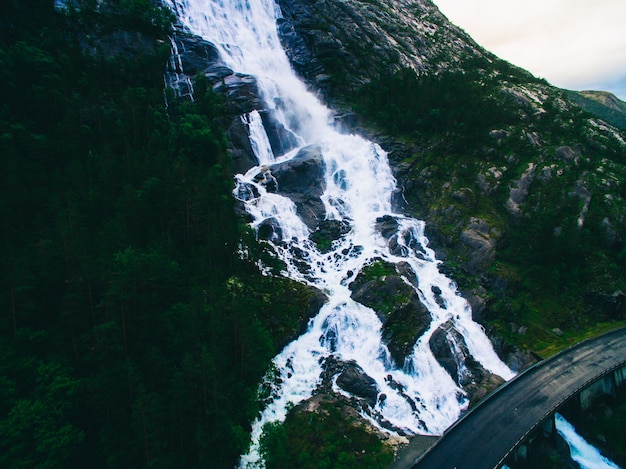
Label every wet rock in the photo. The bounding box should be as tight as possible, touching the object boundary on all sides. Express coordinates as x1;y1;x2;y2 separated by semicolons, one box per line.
176;35;220;76
376;215;410;256
166;34;221;101
310;219;351;253
336;360;380;406
376;215;400;240
257;218;283;243
274;286;328;351
259;109;300;158
350;265;431;365
214;73;262;114
429;320;505;405
268;144;327;230
226;116;259;174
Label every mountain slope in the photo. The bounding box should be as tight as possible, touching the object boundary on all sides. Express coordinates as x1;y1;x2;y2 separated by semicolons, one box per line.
276;0;626;355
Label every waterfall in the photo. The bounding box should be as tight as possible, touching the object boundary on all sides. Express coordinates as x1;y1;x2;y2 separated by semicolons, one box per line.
555;413;621;469
162;0;514;466
241;111;276;165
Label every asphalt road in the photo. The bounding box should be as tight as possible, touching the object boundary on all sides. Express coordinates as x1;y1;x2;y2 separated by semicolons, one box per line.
413;327;626;469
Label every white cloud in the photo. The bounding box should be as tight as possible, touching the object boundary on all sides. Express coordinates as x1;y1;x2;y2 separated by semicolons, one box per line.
433;0;626;99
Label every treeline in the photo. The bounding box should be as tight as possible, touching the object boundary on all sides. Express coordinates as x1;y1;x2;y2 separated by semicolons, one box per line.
0;2;315;467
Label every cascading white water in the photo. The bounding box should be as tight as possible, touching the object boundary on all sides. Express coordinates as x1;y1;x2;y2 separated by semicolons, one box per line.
555;413;621;469
163;0;515;466
241;111;276;165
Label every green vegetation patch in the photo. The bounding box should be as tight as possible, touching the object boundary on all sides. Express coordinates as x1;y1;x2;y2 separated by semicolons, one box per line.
260;401;394;468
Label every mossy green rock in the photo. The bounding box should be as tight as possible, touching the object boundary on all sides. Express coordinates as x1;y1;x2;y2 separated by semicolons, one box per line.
349;261;430;365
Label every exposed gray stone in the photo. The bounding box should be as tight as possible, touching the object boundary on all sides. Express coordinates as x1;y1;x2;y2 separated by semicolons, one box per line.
259;109;300;158
459;218;500;274
505;162;536;215
556;145;579;163
79;29;161;59
261;145;327;230
214;73;262;114
568;179;592;229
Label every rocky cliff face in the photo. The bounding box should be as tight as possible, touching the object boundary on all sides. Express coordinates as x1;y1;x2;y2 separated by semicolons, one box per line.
276;0;499;98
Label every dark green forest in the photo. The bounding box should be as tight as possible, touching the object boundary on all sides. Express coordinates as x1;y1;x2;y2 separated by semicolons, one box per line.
0;1;326;467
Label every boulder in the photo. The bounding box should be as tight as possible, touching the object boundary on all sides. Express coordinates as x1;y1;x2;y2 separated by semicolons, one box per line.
335;360;380;406
204;64;234;83
274;285;328;351
176;35;220;76
257;218;283;243
376;215;400;240
214;73;262;114
350;263;431;365
429;321;464;379
166;34;221;101
227;116;259;175
459;217;500;274
429;320;506;405
556;145;579;163
266;145;327;230
505;162;536;216
461;286;488;323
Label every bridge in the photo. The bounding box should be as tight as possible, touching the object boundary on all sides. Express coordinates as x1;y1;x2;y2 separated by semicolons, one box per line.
410;327;626;469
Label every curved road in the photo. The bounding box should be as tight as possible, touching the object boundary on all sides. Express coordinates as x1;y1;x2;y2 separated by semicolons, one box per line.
413;327;626;469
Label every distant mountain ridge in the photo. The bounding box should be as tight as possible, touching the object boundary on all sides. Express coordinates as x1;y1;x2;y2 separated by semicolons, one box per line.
564;89;626;129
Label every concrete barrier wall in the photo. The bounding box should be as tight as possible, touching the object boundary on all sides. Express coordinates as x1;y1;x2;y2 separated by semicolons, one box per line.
580;374;615;411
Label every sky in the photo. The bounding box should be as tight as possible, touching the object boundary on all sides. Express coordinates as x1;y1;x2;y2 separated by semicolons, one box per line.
432;0;626;101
